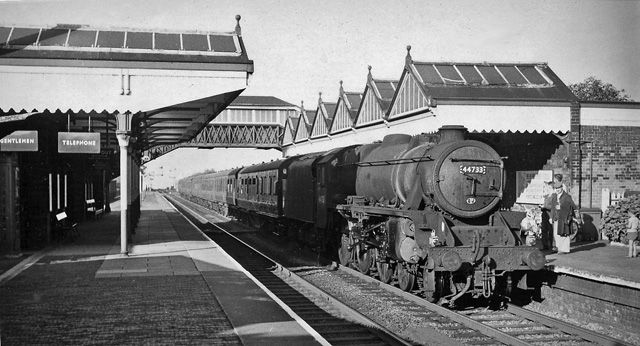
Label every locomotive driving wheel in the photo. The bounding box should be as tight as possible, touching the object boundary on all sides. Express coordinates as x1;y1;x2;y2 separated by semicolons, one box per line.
338;234;353;266
397;263;416;292
376;260;395;284
356;245;373;274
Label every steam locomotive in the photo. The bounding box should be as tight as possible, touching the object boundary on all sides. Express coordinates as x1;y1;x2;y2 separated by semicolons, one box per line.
177;126;545;305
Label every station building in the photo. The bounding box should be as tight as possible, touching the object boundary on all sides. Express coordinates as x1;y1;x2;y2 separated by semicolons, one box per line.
282;46;640;216
0;18;254;255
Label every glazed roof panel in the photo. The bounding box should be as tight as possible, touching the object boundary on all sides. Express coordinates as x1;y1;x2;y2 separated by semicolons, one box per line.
411;62;574;102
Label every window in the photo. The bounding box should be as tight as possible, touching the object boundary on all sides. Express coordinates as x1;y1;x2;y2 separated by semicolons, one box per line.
97;31;125;48
456;65;484;84
518;66;549;85
497;66;527;85
182;34;209;51
477;66;507;85
414;64;443;84
434;65;464;84
154;33;180;50
0;27;12;45
7;28;40;45
38;29;68;46
68;30;97;47
126;32;152;49
210;34;236;52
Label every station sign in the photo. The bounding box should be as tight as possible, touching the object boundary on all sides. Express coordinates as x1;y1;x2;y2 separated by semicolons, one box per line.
58;132;101;154
0;131;38;152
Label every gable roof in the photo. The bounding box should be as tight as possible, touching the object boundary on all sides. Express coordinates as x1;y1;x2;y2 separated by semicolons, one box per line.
281;113;299;145
329;81;362;133
402;47;575;103
353;66;398;126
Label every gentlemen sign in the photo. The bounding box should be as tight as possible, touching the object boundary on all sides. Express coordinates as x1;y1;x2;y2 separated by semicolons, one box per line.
58;132;101;153
0;131;38;151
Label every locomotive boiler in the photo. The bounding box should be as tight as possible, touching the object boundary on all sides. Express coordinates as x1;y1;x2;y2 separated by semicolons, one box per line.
336;126;545;305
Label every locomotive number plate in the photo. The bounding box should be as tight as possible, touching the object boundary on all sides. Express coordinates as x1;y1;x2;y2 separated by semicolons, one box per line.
459;165;486;174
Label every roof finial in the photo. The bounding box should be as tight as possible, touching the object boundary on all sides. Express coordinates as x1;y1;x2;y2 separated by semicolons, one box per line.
405;45;412;65
339;80;344;94
235;15;242;35
319;91;322;102
300;100;304;112
367;65;373;82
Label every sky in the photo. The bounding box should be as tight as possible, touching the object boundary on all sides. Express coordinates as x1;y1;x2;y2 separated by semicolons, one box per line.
1;0;638;187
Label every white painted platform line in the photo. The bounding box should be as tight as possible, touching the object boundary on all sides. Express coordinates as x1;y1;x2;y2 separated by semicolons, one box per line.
0;250;48;286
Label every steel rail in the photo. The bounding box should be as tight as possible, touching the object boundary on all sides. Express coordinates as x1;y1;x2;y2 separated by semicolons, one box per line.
339;265;533;346
340;264;633;346
506;303;633;346
164;193;411;346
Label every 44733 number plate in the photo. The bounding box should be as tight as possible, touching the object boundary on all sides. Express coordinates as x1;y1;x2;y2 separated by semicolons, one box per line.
459;165;486;174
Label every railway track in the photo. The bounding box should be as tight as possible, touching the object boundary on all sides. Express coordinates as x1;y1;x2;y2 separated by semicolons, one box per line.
166;194;632;346
327;265;633;346
165;194;410;346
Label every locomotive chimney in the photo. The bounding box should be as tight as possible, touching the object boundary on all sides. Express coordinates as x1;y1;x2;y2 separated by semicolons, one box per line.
438;125;467;143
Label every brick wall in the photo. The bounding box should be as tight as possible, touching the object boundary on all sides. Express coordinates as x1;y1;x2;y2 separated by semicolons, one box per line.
570;102;582;202
535;285;640;341
580;125;640;208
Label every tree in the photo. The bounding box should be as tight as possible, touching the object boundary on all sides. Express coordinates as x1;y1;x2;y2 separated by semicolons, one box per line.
568;76;634;102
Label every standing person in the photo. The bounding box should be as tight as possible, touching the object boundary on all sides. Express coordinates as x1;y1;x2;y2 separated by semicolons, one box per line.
627;211;639;258
549;181;578;254
540;183;555;251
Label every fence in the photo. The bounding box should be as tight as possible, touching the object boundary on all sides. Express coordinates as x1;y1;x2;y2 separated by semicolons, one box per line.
601;188;625;213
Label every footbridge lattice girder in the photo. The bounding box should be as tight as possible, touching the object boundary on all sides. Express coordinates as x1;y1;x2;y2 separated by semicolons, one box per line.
143;123;282;161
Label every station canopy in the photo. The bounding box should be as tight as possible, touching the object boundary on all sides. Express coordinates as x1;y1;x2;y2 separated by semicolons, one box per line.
0;19;254;154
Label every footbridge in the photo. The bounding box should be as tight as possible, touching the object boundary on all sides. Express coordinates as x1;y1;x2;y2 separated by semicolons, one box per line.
144;96;298;161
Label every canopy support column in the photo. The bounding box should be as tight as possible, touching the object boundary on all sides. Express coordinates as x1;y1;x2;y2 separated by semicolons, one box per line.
116;112;133;255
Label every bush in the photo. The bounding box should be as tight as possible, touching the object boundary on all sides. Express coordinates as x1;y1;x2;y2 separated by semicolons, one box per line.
602;194;640;242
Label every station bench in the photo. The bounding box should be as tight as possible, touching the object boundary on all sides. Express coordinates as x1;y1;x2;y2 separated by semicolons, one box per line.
86;199;104;220
55;210;78;241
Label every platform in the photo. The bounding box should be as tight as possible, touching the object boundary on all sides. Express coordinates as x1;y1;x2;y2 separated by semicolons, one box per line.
544;240;640;289
0;192;321;345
